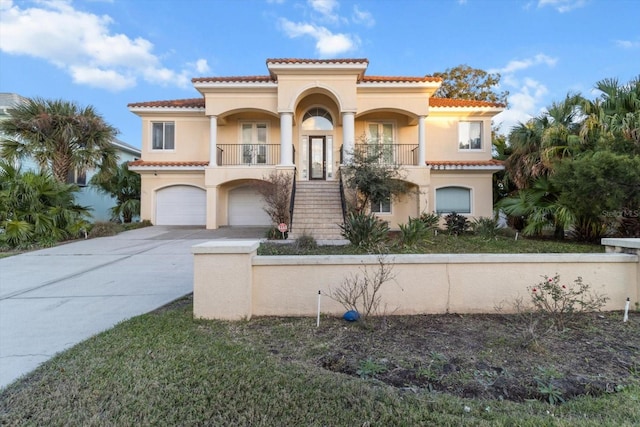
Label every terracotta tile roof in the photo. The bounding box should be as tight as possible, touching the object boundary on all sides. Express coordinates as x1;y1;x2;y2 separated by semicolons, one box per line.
427;159;505;169
192;75;275;83
128;98;205;108
128;160;209;167
430;97;505;108
361;75;441;83
266;58;369;65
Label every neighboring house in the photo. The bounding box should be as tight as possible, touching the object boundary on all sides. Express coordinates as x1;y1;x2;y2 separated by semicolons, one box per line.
128;58;504;239
0;93;141;222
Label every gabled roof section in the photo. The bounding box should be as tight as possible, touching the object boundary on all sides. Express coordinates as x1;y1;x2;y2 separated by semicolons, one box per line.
266;58;369;80
361;75;441;83
192;75;275;84
128;160;209;168
429;97;505;108
266;58;369;65
127;98;205;109
427;159;504;170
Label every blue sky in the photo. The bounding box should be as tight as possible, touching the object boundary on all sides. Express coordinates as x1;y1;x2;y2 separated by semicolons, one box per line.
1;0;639;148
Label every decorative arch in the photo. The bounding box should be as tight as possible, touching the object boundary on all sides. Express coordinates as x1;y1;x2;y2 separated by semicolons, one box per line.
289;83;344;114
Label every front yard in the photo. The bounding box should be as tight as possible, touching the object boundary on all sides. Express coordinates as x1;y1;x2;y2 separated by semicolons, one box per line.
1;296;638;426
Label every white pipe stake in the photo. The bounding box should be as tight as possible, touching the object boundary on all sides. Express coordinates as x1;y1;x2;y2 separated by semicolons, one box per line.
623;297;630;322
317;291;321;327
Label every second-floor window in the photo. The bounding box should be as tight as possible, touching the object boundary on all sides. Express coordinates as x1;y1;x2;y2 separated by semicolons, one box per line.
152;122;175;150
458;121;482;150
367;122;395;163
241;122;268;164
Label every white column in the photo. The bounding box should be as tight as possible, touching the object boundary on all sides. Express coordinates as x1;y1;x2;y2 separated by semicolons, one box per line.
209;116;218;167
342;112;355;164
280;112;293;166
418;115;426;166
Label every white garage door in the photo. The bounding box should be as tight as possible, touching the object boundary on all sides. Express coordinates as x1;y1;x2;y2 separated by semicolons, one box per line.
228;186;272;226
156;186;206;225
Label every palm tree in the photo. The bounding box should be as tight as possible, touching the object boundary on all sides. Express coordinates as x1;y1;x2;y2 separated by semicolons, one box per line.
0;97;118;183
0;161;89;248
581;76;640;152
504;93;583;190
90;162;141;223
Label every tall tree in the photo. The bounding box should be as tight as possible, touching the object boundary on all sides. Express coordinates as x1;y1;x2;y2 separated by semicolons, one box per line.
432;64;509;105
0;97;118;183
580;76;640;153
504;93;583;189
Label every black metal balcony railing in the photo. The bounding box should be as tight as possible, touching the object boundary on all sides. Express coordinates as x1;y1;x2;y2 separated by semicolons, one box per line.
349;144;419;166
216;144;280;166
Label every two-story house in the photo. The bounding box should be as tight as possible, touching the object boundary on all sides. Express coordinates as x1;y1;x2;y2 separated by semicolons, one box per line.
128;58;503;239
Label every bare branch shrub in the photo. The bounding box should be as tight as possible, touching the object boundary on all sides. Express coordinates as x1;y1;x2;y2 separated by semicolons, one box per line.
253;170;293;225
329;255;398;319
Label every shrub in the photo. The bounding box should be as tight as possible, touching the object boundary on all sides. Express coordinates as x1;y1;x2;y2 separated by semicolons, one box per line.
88;221;123;238
444;212;469;236
294;233;317;250
254;171;293;225
471;216;500;239
397;217;431;248
528;274;609;330
339;212;389;251
418;212;441;229
329;255;397;320
265;227;288;240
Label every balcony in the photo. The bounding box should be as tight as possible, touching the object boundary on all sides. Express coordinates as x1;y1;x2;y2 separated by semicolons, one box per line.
343;144;419;166
216;144;280;166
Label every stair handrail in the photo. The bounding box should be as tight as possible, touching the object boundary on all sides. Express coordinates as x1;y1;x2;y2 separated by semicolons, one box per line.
288;168;296;233
338;169;347;223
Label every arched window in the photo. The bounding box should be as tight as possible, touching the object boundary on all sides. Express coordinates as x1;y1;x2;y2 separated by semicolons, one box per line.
302;107;333;130
435;187;471;214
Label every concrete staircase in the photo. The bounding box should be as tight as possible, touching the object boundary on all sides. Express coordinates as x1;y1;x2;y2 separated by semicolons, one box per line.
289;181;345;241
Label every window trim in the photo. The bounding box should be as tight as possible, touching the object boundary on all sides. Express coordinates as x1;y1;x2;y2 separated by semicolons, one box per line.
151;121;176;151
457;121;483;151
435;186;472;215
366;120;396;164
370;194;392;214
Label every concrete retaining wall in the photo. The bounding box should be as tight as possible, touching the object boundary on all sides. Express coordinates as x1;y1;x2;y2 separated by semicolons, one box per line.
193;239;640;320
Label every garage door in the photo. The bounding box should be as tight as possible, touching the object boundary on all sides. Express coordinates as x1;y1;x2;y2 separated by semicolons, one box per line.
228;185;272;226
156;186;206;225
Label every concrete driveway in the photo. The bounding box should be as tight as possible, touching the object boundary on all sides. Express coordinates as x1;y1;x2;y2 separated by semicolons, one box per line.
0;226;267;389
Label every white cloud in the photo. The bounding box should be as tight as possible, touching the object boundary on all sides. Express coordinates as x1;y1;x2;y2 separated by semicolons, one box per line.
69;65;135;90
537;0;586;13
0;0;207;91
615;39;640;49
191;59;211;74
308;0;338;18
279;18;357;56
492;53;555;134
352;5;374;27
491;54;557;74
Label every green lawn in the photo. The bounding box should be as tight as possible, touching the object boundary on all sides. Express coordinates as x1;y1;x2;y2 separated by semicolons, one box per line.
1;298;637;426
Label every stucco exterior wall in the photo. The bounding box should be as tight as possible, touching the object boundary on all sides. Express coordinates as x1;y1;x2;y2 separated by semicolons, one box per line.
425;116;493;161
192;240;640;320
138;171;205;223
430;171;495;218
140;115;208;162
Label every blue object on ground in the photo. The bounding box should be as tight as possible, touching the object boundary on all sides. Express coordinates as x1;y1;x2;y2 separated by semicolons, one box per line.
343;310;360;322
